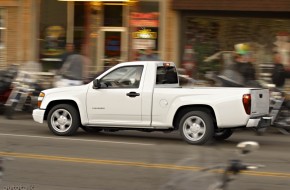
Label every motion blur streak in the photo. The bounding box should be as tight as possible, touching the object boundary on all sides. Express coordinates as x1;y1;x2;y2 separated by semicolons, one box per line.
1;151;290;178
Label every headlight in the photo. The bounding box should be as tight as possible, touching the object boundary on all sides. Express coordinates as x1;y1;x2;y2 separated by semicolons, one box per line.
37;92;45;108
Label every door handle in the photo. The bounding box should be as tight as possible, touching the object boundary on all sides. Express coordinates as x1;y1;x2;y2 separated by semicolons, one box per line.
126;92;140;98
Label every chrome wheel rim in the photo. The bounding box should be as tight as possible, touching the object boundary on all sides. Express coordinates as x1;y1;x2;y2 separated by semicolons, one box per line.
51;109;72;133
183;116;206;141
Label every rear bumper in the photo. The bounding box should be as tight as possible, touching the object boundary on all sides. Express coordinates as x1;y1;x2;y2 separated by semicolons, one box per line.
32;109;45;123
246;116;272;128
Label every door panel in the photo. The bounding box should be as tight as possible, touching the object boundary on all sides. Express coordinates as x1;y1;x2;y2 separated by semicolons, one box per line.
86;65;144;126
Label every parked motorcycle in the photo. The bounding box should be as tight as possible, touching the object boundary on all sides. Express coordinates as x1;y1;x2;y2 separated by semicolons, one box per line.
268;89;290;135
4;71;42;119
0;65;18;114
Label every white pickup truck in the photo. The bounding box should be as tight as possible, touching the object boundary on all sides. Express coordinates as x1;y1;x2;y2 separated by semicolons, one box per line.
32;61;271;145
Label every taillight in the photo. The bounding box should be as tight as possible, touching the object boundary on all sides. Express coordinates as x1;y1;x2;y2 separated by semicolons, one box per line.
243;94;251;115
37;92;45;108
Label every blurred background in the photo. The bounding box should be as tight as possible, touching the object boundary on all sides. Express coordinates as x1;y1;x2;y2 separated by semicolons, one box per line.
1;2;290;189
0;0;290;88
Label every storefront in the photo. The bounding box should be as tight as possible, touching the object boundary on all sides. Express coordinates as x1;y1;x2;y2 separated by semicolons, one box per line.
38;0;168;72
172;0;290;80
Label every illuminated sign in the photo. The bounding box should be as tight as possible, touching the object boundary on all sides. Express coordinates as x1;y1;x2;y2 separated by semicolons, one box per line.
132;29;157;39
132;39;155;49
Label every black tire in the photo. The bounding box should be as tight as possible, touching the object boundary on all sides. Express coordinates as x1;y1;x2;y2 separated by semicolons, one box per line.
47;104;80;136
80;126;103;133
0;103;5;115
214;129;233;140
179;111;214;145
5;102;17;120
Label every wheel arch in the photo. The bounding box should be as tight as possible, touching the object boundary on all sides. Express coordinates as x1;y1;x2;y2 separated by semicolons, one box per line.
172;105;217;130
44;100;80;121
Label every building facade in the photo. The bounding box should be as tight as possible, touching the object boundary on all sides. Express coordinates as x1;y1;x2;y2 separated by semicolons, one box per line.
2;0;289;81
0;0;37;68
172;0;290;80
0;0;178;73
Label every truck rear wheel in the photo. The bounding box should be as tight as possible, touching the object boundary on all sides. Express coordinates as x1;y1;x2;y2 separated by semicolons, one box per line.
179;111;214;145
47;104;80;136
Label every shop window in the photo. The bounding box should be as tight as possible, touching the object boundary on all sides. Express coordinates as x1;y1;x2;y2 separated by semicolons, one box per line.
103;5;123;27
0;9;6;66
39;0;67;71
181;16;290;78
74;2;85;51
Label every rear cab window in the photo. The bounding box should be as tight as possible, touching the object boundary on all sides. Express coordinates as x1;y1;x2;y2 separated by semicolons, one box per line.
156;64;179;85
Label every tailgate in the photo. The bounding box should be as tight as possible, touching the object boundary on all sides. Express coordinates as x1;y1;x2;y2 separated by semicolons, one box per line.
251;89;269;117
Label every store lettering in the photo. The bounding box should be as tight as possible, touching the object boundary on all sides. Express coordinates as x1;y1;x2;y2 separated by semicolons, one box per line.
131;12;159;19
130;20;159;27
130;12;159;27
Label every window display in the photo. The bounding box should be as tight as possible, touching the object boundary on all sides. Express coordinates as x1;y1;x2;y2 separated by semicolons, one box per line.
182;16;290;78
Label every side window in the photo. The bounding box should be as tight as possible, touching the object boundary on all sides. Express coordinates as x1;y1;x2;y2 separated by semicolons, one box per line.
156;66;178;84
101;66;143;88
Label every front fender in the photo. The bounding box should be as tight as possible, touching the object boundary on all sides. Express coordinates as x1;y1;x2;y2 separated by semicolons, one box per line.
40;93;88;126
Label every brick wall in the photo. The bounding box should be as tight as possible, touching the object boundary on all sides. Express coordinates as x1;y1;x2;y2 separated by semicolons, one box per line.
3;0;33;66
6;6;18;64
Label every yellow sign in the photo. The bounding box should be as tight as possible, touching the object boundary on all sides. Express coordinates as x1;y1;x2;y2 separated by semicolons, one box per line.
132;29;157;39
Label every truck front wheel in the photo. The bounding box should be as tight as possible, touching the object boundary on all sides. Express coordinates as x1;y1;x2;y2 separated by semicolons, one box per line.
179;111;214;145
47;104;80;136
214;129;233;140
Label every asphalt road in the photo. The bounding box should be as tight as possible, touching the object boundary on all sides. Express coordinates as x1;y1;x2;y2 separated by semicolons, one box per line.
0;114;290;190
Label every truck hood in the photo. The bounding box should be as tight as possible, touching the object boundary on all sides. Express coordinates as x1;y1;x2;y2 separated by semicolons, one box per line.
42;84;89;96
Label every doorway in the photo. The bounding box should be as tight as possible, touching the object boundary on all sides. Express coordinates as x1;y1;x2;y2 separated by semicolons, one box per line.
98;28;128;71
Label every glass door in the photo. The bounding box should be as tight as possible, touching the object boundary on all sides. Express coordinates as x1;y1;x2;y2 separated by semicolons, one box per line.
96;3;128;72
98;28;128;71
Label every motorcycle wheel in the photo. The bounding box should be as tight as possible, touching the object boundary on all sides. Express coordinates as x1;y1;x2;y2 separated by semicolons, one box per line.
274;105;290;135
277;128;290;135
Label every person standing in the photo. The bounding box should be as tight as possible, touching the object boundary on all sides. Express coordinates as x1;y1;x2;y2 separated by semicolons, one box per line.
59;43;75;69
222;43;259;87
56;44;91;87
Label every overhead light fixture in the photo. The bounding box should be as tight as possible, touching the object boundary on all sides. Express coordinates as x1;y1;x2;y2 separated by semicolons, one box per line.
58;0;130;2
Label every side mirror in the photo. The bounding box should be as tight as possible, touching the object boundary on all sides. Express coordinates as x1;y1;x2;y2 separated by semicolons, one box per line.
237;141;260;155
93;79;101;89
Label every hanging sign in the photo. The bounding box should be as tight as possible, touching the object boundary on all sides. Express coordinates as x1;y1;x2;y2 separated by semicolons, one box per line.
130;12;159;27
132;29;157;39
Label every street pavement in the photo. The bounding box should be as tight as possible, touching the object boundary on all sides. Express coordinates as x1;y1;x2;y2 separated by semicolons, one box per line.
0;114;290;190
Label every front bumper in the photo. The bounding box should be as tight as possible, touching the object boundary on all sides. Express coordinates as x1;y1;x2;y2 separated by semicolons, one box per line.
32;109;45;123
246;116;272;128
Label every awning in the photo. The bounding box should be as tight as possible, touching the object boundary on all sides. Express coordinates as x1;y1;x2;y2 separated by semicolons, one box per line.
172;0;290;12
